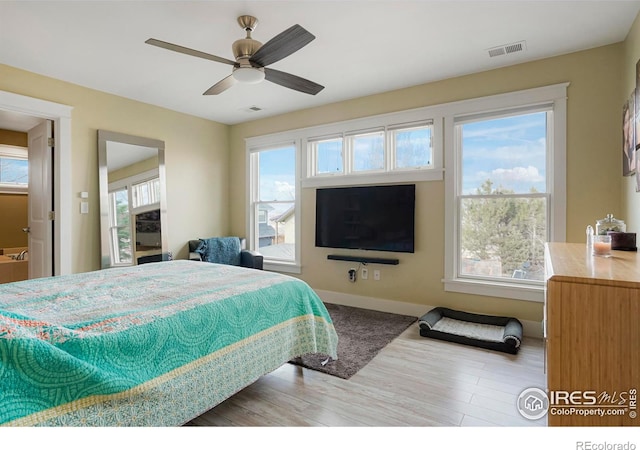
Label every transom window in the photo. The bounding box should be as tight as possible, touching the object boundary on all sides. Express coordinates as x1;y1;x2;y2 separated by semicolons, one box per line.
132;178;160;209
307;120;433;179
311;136;343;175
391;123;432;169
349;129;385;172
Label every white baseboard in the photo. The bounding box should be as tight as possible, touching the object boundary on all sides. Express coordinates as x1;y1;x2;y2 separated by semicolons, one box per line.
313;289;543;339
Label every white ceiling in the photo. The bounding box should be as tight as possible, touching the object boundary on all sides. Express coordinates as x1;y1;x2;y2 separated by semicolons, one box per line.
1;1;639;126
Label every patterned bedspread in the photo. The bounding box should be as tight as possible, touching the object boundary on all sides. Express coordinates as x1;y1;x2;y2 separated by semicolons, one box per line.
0;260;338;426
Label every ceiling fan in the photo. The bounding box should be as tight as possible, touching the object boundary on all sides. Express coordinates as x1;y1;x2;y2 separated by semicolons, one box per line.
145;15;324;96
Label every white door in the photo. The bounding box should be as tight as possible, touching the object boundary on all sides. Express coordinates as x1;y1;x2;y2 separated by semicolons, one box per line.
27;120;53;279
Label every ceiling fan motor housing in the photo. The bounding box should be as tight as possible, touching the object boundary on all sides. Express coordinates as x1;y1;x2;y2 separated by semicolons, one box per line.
232;38;262;61
233;15;262;61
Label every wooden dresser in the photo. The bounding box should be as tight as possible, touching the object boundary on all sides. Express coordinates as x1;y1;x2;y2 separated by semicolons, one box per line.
544;242;639;426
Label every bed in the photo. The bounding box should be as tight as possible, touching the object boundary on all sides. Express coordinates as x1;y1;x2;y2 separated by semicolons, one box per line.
0;260;338;426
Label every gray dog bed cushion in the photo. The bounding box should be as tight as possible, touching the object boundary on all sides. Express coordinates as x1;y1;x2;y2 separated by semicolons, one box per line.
418;307;523;354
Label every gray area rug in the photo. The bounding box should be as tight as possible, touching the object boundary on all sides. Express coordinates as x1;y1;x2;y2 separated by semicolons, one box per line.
290;303;417;379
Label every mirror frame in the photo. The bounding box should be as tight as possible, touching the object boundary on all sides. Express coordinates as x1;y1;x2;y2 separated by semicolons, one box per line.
97;130;168;269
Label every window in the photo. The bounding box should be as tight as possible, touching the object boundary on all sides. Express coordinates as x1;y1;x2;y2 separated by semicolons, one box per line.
390;123;432;169
107;169;160;266
349;129;385;172
459;111;548;282
108;187;132;265
303;110;439;187
311;136;343;175
132;178;160;208
0;146;28;193
444;83;567;302
249;144;299;270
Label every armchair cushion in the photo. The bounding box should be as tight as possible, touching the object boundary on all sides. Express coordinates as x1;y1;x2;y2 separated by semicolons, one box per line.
195;237;242;266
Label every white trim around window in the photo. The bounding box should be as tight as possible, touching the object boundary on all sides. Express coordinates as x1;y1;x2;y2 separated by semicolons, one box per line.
443;83;568;303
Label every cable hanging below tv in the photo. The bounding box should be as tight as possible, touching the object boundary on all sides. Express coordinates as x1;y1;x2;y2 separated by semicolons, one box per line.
327;254;399;265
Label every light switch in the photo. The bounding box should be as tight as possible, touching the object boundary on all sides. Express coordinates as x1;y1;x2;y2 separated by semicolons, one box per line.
80;191;89;198
80;202;89;214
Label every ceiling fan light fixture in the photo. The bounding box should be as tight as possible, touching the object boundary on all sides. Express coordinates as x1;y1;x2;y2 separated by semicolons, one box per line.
232;67;265;84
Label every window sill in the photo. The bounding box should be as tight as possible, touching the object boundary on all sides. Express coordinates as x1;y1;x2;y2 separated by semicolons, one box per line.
301;169;443;188
264;261;301;274
443;278;544;303
0;185;28;194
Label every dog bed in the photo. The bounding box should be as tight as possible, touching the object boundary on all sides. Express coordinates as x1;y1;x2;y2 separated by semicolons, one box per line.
418;307;522;354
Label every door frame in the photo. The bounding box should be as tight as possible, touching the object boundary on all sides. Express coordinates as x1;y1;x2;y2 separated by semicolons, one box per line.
0;90;73;275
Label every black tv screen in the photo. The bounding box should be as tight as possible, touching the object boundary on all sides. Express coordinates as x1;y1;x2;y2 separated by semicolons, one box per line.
315;184;415;253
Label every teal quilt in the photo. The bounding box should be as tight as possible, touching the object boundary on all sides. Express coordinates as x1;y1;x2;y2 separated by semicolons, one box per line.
0;260;338;426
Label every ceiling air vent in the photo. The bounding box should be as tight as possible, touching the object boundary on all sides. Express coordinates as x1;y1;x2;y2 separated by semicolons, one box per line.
240;105;263;113
487;40;526;58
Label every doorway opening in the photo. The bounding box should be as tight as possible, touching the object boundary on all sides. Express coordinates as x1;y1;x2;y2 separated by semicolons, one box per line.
0;114;52;281
0;90;73;277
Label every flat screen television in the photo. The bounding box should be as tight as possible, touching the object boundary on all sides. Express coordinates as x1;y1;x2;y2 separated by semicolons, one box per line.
315;184;415;253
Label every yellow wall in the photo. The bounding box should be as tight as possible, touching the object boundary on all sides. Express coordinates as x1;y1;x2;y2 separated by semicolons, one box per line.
622;14;640;231
229;44;623;322
0;131;28;249
0;194;28;248
0;64;230;272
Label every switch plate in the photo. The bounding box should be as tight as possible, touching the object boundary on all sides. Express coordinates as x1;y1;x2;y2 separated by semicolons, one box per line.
361;267;368;280
80;202;89;214
374;270;381;281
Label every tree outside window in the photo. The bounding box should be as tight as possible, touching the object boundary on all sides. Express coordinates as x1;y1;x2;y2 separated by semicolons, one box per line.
458;111;548;283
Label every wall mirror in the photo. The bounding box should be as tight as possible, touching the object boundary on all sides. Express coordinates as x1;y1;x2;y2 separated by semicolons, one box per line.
98;130;168;269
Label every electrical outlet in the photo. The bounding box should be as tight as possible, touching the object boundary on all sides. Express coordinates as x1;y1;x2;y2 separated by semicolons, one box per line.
361;267;368;280
374;270;381;281
348;268;357;282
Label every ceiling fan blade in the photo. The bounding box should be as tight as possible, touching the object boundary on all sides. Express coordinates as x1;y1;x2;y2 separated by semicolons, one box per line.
145;38;237;66
203;75;238;95
249;24;315;67
264;68;324;95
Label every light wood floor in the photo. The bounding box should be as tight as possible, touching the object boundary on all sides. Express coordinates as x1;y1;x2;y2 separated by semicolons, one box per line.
187;325;547;427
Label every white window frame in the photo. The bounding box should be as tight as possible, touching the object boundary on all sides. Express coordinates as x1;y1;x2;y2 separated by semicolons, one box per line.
0;145;28;194
303;112;441;188
346;127;387;174
388;121;434;172
443;83;568;303
246;139;301;274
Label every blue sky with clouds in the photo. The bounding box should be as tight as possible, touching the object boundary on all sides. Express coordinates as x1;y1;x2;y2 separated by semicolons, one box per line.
256;113;546;205
258;146;296;209
461;112;547;195
0;158;28;185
